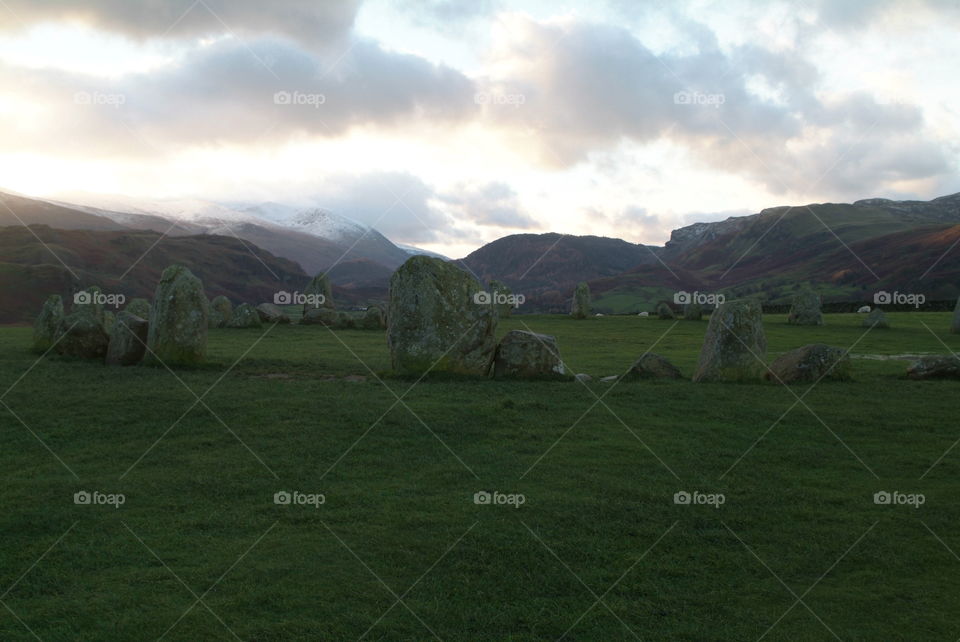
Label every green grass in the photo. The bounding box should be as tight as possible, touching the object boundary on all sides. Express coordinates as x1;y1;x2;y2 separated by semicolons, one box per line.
1;313;959;640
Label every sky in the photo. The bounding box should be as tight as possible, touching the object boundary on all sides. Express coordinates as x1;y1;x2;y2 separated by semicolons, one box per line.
0;0;958;257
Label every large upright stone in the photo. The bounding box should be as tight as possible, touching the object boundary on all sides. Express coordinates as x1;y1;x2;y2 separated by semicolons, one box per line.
144;265;208;366
571;282;591;319
489;280;514;318
32;294;64;353
693;299;767;382
304;272;334;314
105;312;148;366
493;330;566;379
209;296;233;328
951;296;960;334
787;289;823;326
387;256;497;375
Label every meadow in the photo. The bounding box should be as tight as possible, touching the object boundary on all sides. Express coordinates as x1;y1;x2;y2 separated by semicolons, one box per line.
1;312;958;640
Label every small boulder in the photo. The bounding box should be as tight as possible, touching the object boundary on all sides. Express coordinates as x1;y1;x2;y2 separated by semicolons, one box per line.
125;298;151;320
209;295;233;328
570;282;591;319
574;373;592;383
693;299;767;382
32;294;64;353
228;303;263;328
683;303;702;321
493;330;567;379
301;307;340;326
787;289;823;326
857;305;871;314
764;344;852;384
624;353;682;380
105;312;148;366
862;308;889;329
144;265;208;366
656;302;675;320
55;310;109;359
638;311;649;317
256;302;291;324
906;355;960;380
387;256;497;375
360;305;386;330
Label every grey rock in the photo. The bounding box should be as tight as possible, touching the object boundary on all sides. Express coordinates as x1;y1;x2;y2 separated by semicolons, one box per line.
693;299;767;382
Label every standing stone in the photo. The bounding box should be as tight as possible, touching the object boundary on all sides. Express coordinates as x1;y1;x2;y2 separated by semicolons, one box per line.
256;303;291;324
489;280;514;318
105;312;149;366
571;282;591;319
952;296;960;334
787;289;823;326
693;299;767;382
301;307;340;326
683;303;702;321
493;330;567;379
209;295;233;328
125;298;151;320
304;272;335;314
144;265;208;366
32;294;64;353
764;344;852;384
228;303;263;328
387;256;497;375
656;301;675;320
361;305;386;330
73;286;106;325
103;310;116;337
862;308;890;329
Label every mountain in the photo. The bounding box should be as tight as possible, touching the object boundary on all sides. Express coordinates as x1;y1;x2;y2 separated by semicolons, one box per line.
284;208;410;269
0;224;310;324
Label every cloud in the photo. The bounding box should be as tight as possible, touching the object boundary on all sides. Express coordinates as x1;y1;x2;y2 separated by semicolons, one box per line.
398;0;501;26
0;0;361;47
438;182;538;228
0;35;475;154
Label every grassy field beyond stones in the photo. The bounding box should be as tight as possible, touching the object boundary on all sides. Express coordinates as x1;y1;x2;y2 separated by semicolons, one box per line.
1;312;959;640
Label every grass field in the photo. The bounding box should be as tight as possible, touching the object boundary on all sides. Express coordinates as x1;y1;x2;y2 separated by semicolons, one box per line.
1;312;959;640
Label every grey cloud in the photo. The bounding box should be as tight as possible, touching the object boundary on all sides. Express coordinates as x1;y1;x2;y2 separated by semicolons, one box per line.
439;182;538;229
0;0;361;47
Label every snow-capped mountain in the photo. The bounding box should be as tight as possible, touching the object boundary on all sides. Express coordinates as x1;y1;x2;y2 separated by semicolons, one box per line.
396;243;450;260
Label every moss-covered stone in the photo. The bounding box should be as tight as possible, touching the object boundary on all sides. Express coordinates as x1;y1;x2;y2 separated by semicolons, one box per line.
208;295;232;328
228;303;263;328
765;344;851;384
144;265;208;366
256;302;290;324
862;308;890;329
571;282;590;319
656;301;675;320
125;298;151;320
489;280;514;318
387;256;497;375
683;303;702;321
55;310;109;359
787;289;823;326
906;355;960;380
623;353;682;380
493;330;567;379
304;272;334;313
105;312;148;366
693;299;767;382
32;294;64;353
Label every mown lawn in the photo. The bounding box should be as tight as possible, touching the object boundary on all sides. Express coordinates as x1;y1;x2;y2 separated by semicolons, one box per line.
1;312;958;640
